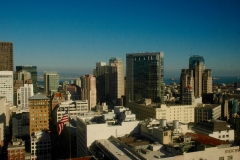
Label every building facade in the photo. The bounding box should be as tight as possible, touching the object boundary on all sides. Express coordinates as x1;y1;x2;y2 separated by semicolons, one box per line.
94;62;109;103
17;84;34;109
16;65;38;93
180;55;212;99
44;71;59;95
76;106;140;157
52;100;88;125
7;139;25;160
127;99;195;123
29;93;50;135
0;71;13;104
0;42;13;71
12;110;29;137
194;104;221;122
81;74;96;110
191;120;234;143
30;131;51;160
109;57;124;105
126;52;164;103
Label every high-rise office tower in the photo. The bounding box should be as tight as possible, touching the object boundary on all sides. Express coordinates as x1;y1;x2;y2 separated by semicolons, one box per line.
44;71;59;95
203;69;213;94
16;66;38;93
29;93;50;135
0;42;13;71
0;71;13;104
126;52;164;103
189;55;205;97
94;62;109;103
180;55;212;99
109;57;124;104
81;74;96;110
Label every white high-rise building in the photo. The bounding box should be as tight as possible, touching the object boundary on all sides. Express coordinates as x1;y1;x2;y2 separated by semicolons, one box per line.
0;71;13;104
17;84;34;109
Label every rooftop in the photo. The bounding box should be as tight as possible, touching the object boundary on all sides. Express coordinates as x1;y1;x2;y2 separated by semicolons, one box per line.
29;93;49;100
192;120;232;132
185;132;230;147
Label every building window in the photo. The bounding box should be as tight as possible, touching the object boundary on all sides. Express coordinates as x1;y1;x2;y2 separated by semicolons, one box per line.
227;155;233;160
219;157;224;160
219;135;221;138
226;135;229;138
164;132;168;136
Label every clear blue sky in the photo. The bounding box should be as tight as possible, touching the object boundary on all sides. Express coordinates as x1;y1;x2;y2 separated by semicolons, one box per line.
1;0;240;77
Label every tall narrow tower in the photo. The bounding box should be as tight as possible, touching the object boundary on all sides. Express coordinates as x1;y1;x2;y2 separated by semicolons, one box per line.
0;42;13;71
81;74;96;110
126;52;164;103
180;55;212;101
94;62;109;103
189;55;205;97
109;57;124;105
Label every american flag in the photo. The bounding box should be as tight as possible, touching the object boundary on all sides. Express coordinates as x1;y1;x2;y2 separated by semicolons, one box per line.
58;110;69;135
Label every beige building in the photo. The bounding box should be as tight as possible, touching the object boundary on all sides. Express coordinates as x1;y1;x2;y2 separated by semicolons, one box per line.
29;93;50;135
180;55;212;99
109;57;124;105
127;98;196;123
94;58;125;105
0;42;13;71
81;74;96;110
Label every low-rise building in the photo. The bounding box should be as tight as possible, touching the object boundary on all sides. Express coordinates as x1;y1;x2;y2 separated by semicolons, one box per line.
127;98;197;123
52;100;89;125
194;104;221;122
7;138;25;160
191;120;234;143
89;133;240;160
76;106;140;157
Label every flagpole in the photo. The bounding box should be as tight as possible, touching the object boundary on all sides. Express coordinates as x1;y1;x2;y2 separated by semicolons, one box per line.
69;103;71;160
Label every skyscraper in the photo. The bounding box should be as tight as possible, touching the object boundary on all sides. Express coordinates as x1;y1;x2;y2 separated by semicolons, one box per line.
94;62;109;103
126;52;164;103
109;57;124;104
180;55;212;99
94;58;125;105
0;42;13;71
16;66;38;93
44;71;59;95
81;74;96;110
189;55;205;97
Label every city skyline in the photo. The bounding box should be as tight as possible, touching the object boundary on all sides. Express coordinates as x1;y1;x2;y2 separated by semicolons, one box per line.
1;0;240;77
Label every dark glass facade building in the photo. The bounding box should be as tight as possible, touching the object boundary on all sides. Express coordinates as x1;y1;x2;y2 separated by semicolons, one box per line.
16;66;38;93
126;52;164;103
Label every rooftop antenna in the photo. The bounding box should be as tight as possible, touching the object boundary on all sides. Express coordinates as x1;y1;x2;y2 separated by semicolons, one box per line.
189;48;192;57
